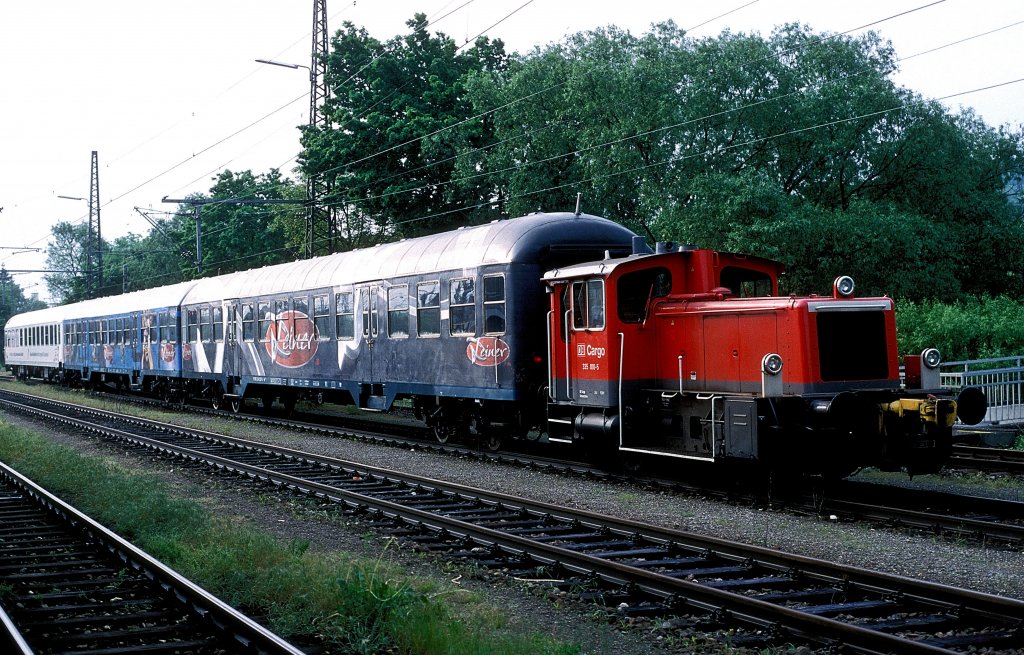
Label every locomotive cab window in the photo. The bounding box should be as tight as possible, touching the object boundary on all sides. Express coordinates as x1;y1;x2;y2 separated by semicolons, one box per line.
618;267;671;323
450;277;475;336
483;274;505;335
388;285;410;338
720;266;773;298
572;279;605;330
417;281;440;337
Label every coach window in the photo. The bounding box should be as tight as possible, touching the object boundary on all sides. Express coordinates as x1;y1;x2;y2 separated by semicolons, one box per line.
336;292;354;340
114;319;122;345
572;279;605;330
388;285;409;338
200;307;212;342
258;302;272;342
274;300;289;338
417;281;440;337
242;303;256;342
213;307;224;342
450;277;476;336
313;294;330;340
293;297;308;336
187;309;198;341
483;274;506;335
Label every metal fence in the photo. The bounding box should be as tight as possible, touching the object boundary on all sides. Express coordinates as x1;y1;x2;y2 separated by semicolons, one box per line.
940;357;1024;425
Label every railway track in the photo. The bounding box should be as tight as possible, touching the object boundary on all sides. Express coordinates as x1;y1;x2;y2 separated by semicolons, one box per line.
1;391;1023;653
5;385;1024;550
950;444;1024;474
0;460;303;655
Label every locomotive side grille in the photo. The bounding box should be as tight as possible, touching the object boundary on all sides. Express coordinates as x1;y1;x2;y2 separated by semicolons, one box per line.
816;310;889;381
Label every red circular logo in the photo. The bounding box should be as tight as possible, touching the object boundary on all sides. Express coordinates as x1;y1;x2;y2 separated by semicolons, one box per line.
265;310;319;368
161;342;176;363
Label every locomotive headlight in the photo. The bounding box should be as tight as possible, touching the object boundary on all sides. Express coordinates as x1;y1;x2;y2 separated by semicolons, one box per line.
921;348;941;370
762;352;784;376
833;275;855;298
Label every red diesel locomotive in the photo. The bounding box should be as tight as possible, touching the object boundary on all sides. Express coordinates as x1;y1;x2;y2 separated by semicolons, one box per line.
543;238;985;477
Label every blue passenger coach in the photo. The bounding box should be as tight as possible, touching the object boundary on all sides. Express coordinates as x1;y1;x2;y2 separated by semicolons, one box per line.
59;282;198;394
177;213;637;434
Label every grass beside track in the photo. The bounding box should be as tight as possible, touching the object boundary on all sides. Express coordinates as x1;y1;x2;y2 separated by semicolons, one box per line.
0;419;583;655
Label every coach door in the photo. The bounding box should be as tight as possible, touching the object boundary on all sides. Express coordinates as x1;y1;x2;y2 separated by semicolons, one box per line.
226;302;241;380
360;286;380;383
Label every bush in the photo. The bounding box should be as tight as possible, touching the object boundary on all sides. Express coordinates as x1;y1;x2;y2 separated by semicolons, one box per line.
896;296;1024;362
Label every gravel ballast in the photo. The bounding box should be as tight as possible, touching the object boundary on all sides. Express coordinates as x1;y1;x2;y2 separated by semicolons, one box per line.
3;401;1023;653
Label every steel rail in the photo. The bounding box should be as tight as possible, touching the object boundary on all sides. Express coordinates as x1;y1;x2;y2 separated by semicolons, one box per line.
0;459;305;655
950;444;1024;474
3;395;1022;653
0;604;32;655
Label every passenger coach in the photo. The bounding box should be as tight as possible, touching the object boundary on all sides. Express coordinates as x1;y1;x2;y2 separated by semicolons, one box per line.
174;212;637;437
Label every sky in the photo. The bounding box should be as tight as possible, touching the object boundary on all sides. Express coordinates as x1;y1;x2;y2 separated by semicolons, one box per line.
0;0;1021;303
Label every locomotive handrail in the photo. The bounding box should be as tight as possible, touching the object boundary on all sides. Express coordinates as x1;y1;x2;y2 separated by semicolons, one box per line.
618;331;625;449
546;310;554;401
563;309;572;399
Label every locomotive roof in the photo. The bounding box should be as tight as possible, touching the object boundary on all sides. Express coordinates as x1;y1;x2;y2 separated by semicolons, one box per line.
183;212;636;303
542;247;785;281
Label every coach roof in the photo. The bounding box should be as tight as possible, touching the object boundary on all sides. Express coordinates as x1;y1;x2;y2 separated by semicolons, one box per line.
183;212;636;303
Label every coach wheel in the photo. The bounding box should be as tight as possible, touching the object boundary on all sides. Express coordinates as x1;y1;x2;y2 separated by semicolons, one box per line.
262;394;276;413
479;432;503;452
211;393;223;411
230;398;242;414
282;394;297;415
433;422;457;444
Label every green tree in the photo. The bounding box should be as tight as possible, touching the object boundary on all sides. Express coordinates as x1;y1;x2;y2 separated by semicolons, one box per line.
301;13;508;242
44;222;91;303
164;169;303;278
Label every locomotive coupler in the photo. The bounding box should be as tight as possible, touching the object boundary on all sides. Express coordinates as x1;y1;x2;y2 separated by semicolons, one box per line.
881;397;957;428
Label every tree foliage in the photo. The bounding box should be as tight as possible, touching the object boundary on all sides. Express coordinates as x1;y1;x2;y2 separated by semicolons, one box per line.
300;13;508;242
